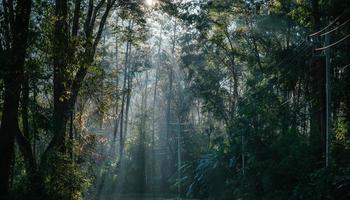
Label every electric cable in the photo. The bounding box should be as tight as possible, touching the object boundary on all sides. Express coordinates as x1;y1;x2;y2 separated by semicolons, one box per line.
315;33;350;51
320;18;350;36
309;15;342;37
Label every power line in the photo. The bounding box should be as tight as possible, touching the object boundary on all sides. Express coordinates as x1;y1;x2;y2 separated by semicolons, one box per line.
320;18;350;36
315;33;350;51
309;14;343;37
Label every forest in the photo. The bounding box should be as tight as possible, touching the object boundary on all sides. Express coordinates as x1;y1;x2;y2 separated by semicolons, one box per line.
0;0;350;199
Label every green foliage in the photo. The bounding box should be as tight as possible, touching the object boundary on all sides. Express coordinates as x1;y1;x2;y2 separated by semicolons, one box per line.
168;0;350;199
2;0;350;199
42;152;93;200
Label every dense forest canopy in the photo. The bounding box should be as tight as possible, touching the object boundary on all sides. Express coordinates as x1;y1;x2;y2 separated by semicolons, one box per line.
0;0;350;199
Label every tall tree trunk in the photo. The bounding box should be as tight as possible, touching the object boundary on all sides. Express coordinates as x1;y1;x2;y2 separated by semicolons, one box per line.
18;70;37;177
21;73;30;139
16;72;41;198
151;24;162;193
108;40;131;196
118;38;131;162
162;18;176;193
45;0;116;156
0;0;31;197
123;59;133;145
52;0;69;153
32;78;38;162
69;111;74;160
113;21;133;194
137;71;148;193
113;18;120;145
310;0;326;164
118;20;134;162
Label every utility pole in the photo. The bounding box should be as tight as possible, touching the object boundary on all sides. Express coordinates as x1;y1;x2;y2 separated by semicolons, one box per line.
312;16;349;168
325;22;331;168
312;13;350;168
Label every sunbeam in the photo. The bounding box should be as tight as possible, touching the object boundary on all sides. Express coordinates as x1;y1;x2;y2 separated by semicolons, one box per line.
145;0;154;7
3;0;348;199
